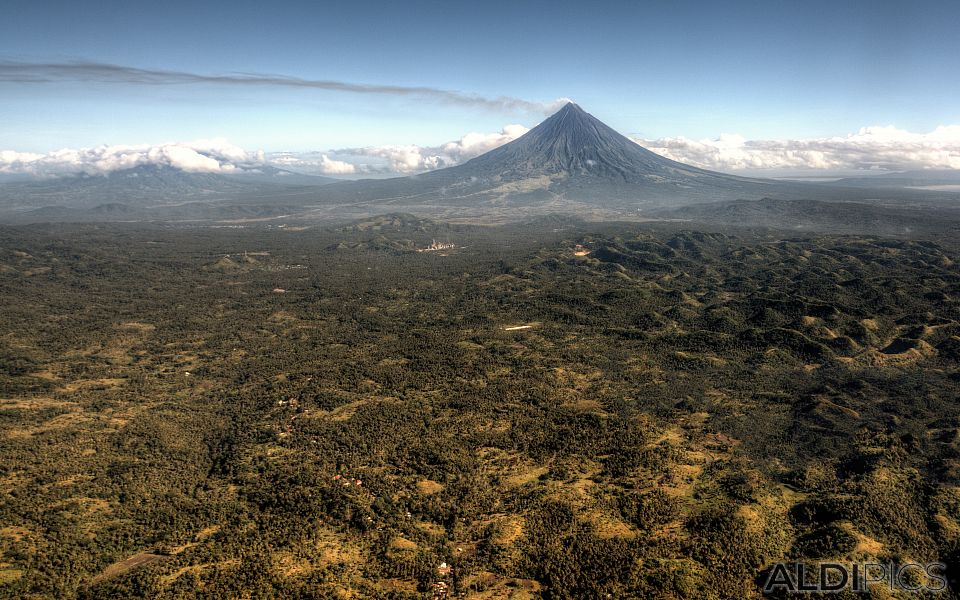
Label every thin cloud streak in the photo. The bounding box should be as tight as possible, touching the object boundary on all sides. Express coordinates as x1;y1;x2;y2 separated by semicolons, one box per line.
0;60;567;113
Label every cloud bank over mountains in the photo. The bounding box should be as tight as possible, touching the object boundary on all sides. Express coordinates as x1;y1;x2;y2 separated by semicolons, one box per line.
636;125;960;172
0;140;264;177
282;123;960;176
3;124;960;179
271;124;532;175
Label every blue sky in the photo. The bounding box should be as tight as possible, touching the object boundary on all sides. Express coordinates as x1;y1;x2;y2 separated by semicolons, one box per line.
2;0;959;171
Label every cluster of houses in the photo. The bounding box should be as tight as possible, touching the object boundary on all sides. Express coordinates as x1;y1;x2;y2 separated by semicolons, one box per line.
432;562;453;599
418;240;456;253
431;580;449;599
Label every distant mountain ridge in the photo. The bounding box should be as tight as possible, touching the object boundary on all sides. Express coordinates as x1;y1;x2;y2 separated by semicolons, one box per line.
0;164;336;212
829;169;960;188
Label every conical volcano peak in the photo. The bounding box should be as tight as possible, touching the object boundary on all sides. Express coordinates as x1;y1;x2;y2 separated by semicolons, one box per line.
324;101;759;209
462;101;681;179
540;101;597;130
532;102;635;148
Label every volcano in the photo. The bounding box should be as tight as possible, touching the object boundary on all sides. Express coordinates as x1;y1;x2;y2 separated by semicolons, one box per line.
314;102;793;209
457;102;733;182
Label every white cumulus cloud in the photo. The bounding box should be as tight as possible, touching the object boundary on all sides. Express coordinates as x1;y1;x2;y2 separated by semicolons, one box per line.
268;151;358;175
0;139;264;177
317;154;357;175
440;124;530;163
634;125;960;172
336;124;531;173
